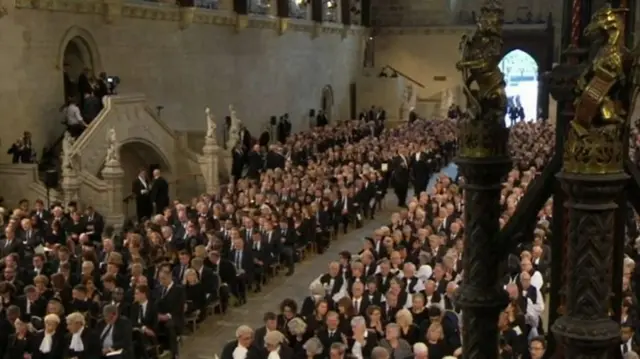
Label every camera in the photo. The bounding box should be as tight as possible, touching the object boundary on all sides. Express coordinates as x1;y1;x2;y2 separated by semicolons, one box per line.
106;76;121;95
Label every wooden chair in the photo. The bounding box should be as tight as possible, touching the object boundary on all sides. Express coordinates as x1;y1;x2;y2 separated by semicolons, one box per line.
206;274;223;316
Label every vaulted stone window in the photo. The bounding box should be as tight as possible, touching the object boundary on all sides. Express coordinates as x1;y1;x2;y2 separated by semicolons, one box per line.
289;0;308;19
323;0;338;22
248;0;271;15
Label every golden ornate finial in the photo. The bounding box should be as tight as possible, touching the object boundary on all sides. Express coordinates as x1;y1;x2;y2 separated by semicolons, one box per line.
455;0;508;158
564;4;632;174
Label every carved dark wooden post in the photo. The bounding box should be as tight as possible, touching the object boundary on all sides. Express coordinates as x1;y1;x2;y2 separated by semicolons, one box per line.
311;0;323;22
455;1;510;359
551;5;631;359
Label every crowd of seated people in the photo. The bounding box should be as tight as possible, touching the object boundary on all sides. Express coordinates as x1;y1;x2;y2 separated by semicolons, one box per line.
218;118;563;359
0;112;432;359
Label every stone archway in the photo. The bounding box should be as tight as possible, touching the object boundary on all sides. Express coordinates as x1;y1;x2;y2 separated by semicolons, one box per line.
321;85;335;122
116;140;173;219
58;26;102;100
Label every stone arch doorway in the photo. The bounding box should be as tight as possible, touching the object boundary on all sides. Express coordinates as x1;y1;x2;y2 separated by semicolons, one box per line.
115;140;173;219
58;27;102;101
498;49;539;127
321;85;335;122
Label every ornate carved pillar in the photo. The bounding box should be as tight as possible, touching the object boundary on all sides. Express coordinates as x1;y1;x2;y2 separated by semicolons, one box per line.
101;128;125;231
311;0;323;22
201;108;221;195
456;1;511;359
61;132;80;207
101;159;125;232
60;170;80;208
551;6;631;359
102;0;123;24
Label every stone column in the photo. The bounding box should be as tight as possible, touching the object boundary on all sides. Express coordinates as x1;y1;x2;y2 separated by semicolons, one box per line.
218;0;234;10
101;159;125;232
60;170;81;207
200;137;221;195
456;1;511;359
269;0;278;16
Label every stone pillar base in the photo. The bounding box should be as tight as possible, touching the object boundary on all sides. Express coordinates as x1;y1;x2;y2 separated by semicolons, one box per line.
101;160;125;232
200;137;221;194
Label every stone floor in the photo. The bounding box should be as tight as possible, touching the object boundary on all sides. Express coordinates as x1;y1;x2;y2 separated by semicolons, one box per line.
182;198;398;359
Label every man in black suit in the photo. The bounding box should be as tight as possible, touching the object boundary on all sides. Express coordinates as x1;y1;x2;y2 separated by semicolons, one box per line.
82;205;105;244
411;147;431;195
256;313;281;350
191;257;219;303
230;237;254;304
131;284;158;359
220;325;261;359
391;147;411;207
350;282;370;316
239;125;253;152
18;285;47;321
132;168;152;221
247;145;263;181
266;145;286;170
0;227;25;259
277;115;292;143
156;270;186;359
318;312;344;357
316;110;328;127
96;304;134;359
150;169;170;215
231;144;244;183
204;250;234;313
249;232;270;293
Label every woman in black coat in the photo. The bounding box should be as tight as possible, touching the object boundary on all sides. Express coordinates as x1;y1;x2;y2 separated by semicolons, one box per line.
5;318;33;359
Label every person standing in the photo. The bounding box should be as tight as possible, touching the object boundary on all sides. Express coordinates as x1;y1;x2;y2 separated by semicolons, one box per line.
150;168;170;215
391;147;410;207
132;168;152;221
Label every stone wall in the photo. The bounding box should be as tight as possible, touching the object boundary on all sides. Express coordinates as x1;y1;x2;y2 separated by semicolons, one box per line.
0;3;365;162
374;31;464;103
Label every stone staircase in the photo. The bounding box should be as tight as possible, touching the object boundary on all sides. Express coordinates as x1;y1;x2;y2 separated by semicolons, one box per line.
0;94;223;227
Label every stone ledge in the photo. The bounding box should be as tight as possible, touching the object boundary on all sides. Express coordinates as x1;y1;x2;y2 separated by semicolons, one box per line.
13;0;366;37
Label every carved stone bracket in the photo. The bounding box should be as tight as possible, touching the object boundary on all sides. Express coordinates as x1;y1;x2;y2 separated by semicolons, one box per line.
341;24;348;39
235;14;249;33
102;0;123;24
311;22;321;39
277;17;288;35
179;6;196;30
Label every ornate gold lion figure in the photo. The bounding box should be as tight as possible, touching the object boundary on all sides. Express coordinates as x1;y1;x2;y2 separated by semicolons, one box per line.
565;4;633;174
457;0;506;122
456;0;508;157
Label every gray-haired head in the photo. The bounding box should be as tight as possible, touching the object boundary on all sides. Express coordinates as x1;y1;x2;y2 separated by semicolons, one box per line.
350;316;366;328
371;346;391;359
303;337;323;355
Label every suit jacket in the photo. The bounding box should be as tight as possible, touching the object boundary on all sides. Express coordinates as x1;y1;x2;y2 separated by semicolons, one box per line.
0;239;24;259
17;295;47;320
197;266;220;300
95;317;134;359
250;239;272;266
220;340;261;359
150;176;170;211
130;301;159;332
229;249;255;276
32;329;65;359
155;283;187;330
82;212;105;242
317;328;344;356
64;327;102;359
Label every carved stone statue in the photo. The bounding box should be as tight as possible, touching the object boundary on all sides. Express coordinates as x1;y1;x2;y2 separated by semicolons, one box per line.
61;131;75;171
105;127;119;163
227;104;242;149
205;107;216;139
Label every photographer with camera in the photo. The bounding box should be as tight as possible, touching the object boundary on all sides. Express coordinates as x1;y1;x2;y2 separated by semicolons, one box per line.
6;131;34;163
